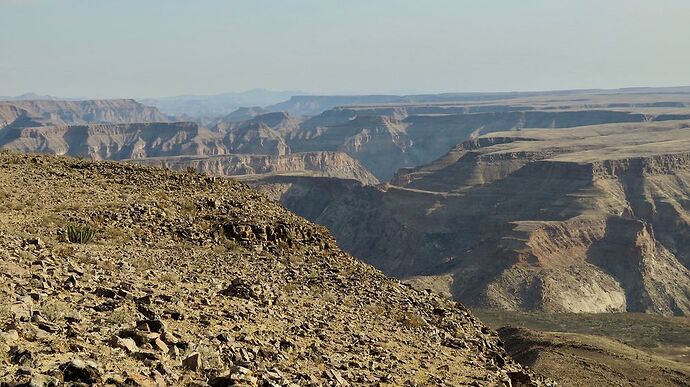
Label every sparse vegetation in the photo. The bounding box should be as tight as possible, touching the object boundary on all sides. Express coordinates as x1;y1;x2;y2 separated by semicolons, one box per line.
399;311;426;329
42;299;75;322
66;222;98;244
160;271;181;283
109;305;136;326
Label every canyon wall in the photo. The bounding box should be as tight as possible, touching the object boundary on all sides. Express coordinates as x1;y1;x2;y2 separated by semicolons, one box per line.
252;121;690;315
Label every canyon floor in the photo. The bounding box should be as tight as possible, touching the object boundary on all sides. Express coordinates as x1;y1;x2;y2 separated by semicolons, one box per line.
476;311;690;386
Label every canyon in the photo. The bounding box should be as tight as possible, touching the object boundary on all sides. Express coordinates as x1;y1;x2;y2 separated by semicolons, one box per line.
4;88;690;385
4;91;690;317
250;120;690;316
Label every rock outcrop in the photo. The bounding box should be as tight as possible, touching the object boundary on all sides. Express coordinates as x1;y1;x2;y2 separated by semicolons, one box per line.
252;120;690;316
0;152;550;386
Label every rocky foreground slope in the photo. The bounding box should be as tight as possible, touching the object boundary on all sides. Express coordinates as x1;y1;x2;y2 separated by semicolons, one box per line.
0;152;549;386
252;120;690;316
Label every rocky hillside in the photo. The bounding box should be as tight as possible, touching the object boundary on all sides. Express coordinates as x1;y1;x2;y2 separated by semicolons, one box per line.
251;120;690;316
130;152;380;185
0;152;550;386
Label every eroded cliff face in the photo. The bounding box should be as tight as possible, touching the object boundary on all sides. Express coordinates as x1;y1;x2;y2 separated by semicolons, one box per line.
130;152;380;185
282;106;690;180
252;121;690;315
0;122;227;160
0;105;381;185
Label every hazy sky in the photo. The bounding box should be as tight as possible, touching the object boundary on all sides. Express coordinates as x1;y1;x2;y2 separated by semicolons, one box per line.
1;0;689;98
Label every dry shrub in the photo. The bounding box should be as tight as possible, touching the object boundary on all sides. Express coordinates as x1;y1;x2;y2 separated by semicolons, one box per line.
42;299;76;322
399;311;426;329
109;304;136;326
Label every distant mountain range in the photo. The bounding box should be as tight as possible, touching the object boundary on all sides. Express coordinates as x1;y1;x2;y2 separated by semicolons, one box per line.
5;86;690;119
139;89;305;117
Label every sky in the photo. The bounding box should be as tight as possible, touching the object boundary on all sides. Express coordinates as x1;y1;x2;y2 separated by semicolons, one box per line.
1;0;690;98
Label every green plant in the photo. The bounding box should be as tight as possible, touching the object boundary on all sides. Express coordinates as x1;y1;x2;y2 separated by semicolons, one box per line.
66;223;97;244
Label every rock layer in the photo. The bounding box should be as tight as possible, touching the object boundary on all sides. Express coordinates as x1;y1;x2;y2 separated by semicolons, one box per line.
131;151;380;185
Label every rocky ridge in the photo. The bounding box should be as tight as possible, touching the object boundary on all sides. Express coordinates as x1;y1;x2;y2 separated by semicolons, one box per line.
0;151;550;386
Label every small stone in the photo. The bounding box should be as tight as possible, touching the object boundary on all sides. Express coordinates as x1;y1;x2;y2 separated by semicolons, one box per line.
9;346;33;367
34;374;60;387
60;359;101;384
124;373;157;387
112;336;139;353
1;329;19;345
11;301;32;322
152;337;169;353
95;287;117;298
182;352;203;371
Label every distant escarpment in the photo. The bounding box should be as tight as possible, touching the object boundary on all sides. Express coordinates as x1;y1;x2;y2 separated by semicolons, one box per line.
5;96;690;184
0;122;225;160
0;99;169;129
0;104;381;185
251;120;690;316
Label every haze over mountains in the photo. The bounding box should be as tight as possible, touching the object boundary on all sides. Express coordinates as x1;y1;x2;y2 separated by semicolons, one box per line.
140;89;305;118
